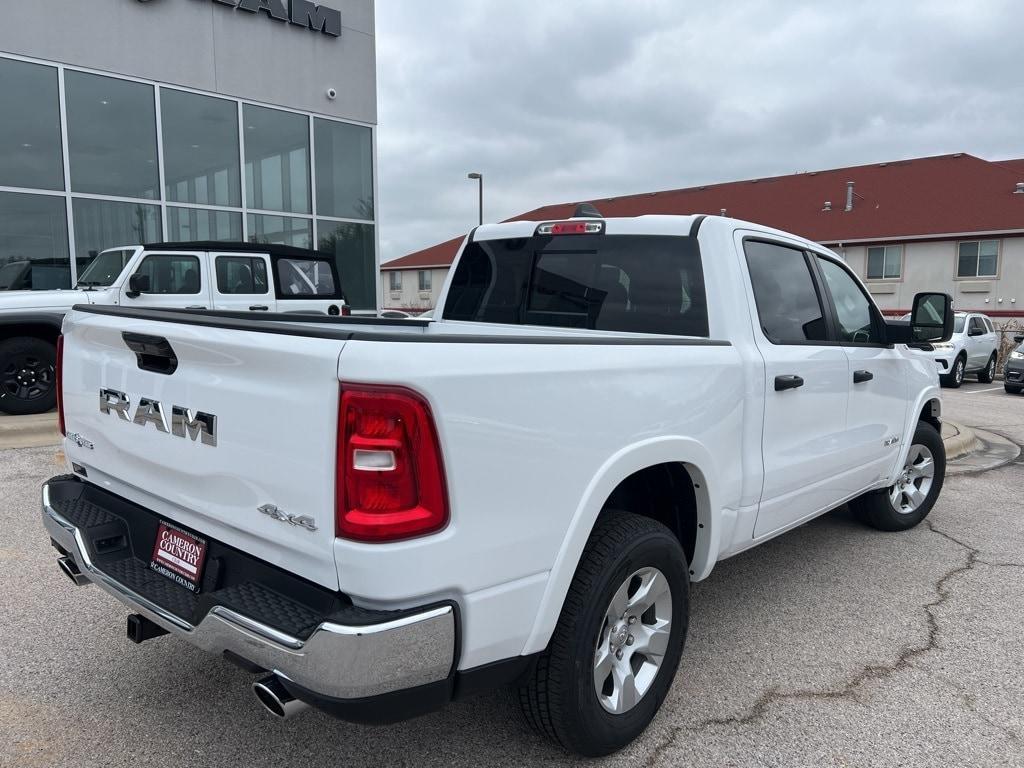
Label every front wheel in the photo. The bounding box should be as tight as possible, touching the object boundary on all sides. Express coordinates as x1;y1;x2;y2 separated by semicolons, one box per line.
941;355;965;388
517;511;689;757
977;354;997;384
850;421;945;531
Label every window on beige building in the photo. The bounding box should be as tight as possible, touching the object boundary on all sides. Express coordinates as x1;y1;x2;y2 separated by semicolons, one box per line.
957;240;999;278
866;245;902;279
389;271;401;290
419;270;432;291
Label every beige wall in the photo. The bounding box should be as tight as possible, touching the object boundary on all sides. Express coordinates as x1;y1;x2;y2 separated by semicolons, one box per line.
381;267;449;311
837;236;1024;323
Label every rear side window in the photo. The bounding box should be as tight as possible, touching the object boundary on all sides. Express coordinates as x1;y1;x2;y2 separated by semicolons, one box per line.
276;257;337;298
744;241;828;343
443;234;708;337
216;256;268;295
134;254;201;295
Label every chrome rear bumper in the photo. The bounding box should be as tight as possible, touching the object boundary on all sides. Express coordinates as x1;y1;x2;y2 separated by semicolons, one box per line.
42;481;456;701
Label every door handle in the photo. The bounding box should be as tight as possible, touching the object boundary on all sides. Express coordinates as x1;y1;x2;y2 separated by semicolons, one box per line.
249;305;270;311
186;305;207;310
853;370;874;384
774;375;804;391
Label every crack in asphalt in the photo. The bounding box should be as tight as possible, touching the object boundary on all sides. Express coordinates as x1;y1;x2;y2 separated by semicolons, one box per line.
644;518;1021;766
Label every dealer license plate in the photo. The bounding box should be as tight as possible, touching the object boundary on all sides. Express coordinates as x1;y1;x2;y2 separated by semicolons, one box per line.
150;522;208;593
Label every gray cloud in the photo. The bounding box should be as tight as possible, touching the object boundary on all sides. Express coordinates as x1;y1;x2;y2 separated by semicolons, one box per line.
376;0;1023;260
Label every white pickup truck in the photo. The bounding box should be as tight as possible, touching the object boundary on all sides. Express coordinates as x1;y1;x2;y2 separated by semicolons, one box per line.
43;212;954;756
0;242;346;415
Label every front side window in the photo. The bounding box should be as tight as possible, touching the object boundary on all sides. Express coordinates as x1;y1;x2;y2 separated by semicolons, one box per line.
134;254;201;294
957;240;999;278
866;245;902;280
968;317;986;336
419;270;432;291
817;256;881;343
276;258;337;297
389;271;402;290
744;241;827;343
216;256;268;295
444;234;709;337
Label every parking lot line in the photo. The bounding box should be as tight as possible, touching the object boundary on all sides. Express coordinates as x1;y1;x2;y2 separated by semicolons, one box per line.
964;386;1005;394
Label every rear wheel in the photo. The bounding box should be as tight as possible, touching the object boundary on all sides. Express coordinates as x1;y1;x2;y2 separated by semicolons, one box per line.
850;421;945;531
0;337;57;415
517;510;689;757
977;354;997;383
941;355;965;388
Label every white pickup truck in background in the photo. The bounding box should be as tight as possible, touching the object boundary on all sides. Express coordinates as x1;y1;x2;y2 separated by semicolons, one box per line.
0;242;346;414
43;212;954;756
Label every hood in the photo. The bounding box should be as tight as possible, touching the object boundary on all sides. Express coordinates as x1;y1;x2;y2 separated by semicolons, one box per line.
0;289;94;313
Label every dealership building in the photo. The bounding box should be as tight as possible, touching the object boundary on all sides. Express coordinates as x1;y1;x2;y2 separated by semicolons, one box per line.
0;0;378;310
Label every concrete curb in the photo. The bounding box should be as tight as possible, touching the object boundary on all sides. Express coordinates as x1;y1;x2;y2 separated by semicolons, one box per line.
0;412;60;450
941;421;982;460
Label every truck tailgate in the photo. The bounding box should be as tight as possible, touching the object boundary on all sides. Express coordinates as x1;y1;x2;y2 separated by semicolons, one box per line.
60;310;344;589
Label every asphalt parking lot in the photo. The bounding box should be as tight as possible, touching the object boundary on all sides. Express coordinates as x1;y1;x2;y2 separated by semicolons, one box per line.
1;384;1022;767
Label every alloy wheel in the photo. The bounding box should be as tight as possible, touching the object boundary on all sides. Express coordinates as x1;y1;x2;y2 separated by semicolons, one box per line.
1;354;54;402
954;358;964;384
593;566;673;715
889;444;935;514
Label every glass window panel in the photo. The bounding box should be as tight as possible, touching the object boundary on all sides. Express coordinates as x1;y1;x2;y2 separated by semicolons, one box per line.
0;59;63;190
314;119;374;220
72;198;161;275
161;89;241;207
883;246;901;279
978;251;998;277
167;207;242;242
217;256;268;295
0;192;70;290
277;258;337;296
419;270;432;291
744;241;827;343
317;220;375;310
866;247;884;280
65;71;159;199
389;271;401;290
980;240;999;256
957;242;979;277
247;214;312;249
243;105;310;213
134;253;201;294
818;257;880;343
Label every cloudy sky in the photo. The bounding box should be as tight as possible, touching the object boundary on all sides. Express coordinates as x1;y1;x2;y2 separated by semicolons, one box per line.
374;0;1021;261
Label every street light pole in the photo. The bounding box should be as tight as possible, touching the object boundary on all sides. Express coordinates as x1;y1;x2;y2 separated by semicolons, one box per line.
467;172;483;225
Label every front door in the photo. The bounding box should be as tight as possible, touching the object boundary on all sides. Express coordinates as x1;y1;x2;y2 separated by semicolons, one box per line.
741;238;852;538
120;251;211;310
814;255;908;490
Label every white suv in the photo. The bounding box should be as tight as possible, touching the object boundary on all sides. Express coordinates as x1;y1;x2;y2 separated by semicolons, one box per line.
929;312;999;387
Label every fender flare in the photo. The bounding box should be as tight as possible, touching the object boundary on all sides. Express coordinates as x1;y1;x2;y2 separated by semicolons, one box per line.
520;436;719;656
0;312;66;340
894;386;942;473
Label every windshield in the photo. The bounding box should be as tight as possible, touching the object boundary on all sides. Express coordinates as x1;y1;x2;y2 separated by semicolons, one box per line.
77;249;133;287
954;315;966;333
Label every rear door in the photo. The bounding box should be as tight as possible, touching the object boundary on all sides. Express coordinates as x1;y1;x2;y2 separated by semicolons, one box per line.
60;311;346;588
120;250;211;310
742;238;852;537
211;252;277;312
813;253;907;490
966;316;989;368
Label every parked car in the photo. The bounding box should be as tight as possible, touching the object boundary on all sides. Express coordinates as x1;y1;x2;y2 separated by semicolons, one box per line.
929;312;999;387
1006;334;1024;394
0;242;346;415
44;212;953;756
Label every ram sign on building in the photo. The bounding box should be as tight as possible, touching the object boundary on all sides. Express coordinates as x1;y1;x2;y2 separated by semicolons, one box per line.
0;0;378;310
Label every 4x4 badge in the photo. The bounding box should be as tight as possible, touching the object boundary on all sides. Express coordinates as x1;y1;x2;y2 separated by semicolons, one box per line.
257;503;317;532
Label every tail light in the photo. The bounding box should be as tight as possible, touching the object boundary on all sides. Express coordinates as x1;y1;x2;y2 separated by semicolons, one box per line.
535;220;604;235
336;385;448;542
341;305;352;316
56;335;66;437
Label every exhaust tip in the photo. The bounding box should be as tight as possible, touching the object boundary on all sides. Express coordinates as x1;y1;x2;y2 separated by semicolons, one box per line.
57;556;90;587
253;676;309;720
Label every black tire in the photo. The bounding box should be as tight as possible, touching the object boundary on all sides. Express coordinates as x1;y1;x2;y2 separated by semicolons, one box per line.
517;511;689;757
1006;384;1023;395
850;421;945;532
940;354;966;388
0;337;57;415
977;354;997;384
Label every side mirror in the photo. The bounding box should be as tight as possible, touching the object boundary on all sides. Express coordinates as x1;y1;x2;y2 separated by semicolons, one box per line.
126;273;150;299
910;292;954;343
1014;335;1024;344
968;326;984;337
